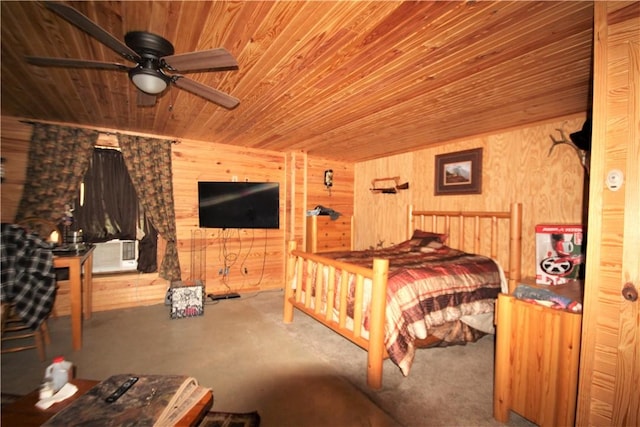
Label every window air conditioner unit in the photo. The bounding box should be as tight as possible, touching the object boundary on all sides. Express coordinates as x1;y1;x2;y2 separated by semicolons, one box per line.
92;239;138;274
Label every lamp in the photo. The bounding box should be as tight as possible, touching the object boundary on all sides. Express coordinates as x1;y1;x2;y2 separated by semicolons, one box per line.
129;62;171;95
324;169;333;188
324;169;333;195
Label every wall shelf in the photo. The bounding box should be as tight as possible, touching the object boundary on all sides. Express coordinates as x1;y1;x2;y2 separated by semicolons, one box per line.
369;176;409;194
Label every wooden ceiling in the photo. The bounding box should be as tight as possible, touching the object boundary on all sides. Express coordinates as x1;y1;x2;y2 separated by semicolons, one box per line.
1;1;594;162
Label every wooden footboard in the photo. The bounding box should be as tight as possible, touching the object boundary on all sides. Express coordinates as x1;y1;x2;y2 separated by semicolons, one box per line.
283;241;389;389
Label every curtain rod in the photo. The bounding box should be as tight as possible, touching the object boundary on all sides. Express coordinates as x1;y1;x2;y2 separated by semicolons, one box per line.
19;120;180;144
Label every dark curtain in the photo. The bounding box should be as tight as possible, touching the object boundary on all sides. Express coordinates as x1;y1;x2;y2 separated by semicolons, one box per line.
118;135;181;281
75;148;158;273
137;215;158;273
16;123;97;224
75;148;137;242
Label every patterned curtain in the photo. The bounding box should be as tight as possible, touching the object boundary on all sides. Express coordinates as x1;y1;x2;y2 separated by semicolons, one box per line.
118;134;181;281
16;123;97;224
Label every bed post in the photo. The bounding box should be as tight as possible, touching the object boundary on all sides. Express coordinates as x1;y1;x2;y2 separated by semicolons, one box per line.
367;258;389;390
508;203;523;294
493;294;514;421
407;204;414;239
283;240;297;323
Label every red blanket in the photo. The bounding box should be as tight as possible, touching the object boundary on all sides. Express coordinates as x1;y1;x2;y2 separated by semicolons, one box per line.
304;241;503;375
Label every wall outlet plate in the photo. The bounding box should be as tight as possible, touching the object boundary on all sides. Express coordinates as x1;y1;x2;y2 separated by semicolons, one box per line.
606;169;624;191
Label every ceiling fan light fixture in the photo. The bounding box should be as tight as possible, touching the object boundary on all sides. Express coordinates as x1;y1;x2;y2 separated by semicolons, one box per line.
129;66;170;95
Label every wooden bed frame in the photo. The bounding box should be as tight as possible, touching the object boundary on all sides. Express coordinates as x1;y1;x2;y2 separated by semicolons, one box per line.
283;203;523;389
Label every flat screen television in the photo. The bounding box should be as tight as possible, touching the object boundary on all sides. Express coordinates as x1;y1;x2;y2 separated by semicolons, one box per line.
198;181;280;229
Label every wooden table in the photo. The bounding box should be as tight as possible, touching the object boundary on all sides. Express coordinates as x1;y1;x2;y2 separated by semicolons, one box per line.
53;246;95;351
0;379;214;427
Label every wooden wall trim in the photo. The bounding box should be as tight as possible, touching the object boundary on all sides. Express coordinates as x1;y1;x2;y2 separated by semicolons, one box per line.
576;2;608;421
577;2;640;424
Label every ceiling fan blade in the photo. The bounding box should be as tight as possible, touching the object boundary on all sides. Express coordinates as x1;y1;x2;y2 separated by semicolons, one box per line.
173;77;239;110
163;48;238;72
45;2;140;62
26;56;129;71
137;90;157;107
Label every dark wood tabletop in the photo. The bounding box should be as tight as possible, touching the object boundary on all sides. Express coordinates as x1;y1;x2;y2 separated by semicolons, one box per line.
1;379;213;427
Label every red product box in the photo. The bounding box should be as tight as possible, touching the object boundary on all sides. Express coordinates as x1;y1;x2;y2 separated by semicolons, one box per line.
535;224;585;285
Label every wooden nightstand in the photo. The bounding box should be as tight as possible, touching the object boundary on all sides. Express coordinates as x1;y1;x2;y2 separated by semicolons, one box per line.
493;279;583;427
306;215;353;252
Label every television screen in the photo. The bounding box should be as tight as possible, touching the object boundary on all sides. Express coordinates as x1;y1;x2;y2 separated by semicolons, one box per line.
198;182;280;229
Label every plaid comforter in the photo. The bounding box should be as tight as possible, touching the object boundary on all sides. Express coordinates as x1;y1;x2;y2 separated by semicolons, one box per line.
1;224;56;330
304;242;504;375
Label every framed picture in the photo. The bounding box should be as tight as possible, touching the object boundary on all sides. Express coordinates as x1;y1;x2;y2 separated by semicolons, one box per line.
434;148;482;195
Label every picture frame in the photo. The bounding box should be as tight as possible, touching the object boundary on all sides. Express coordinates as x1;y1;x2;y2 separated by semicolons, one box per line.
434;148;483;195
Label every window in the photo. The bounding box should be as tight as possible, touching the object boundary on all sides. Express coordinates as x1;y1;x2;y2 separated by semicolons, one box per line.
74;147;157;273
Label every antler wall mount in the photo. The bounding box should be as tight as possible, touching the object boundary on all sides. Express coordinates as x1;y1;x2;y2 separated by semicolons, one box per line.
548;128;590;174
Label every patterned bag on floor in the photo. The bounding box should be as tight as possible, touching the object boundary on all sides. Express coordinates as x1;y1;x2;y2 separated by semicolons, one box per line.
169;280;204;319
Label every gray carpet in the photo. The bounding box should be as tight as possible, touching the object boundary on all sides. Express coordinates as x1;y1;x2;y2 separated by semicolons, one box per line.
1;290;533;427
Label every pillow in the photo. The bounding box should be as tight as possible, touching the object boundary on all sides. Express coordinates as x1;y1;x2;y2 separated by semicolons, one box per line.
411;229;448;243
419;240;445;253
407;238;444;253
386;239;415;252
409;235;441;248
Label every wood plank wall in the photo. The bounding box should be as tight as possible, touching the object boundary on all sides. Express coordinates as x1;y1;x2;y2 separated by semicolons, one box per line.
286;151;355;247
171;136;286;296
0;121;29;218
2;113;582;312
1;116;356;314
354;114;588;278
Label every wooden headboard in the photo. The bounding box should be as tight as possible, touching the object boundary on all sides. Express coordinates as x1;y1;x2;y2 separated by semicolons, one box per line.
408;203;523;293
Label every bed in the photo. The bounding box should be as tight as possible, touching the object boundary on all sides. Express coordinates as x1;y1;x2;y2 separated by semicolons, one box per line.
283;203;522;389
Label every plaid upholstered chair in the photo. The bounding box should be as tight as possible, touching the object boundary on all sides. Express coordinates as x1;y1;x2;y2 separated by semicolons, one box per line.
1;222;57;361
1;302;50;360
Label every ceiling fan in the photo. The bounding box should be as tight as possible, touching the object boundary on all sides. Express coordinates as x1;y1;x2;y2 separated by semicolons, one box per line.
26;2;240;109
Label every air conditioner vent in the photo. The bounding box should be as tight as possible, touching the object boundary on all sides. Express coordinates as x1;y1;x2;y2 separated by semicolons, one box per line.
122;240;136;261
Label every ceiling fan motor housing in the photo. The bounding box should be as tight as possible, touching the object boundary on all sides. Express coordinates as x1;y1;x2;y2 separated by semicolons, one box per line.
124;31;175;59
